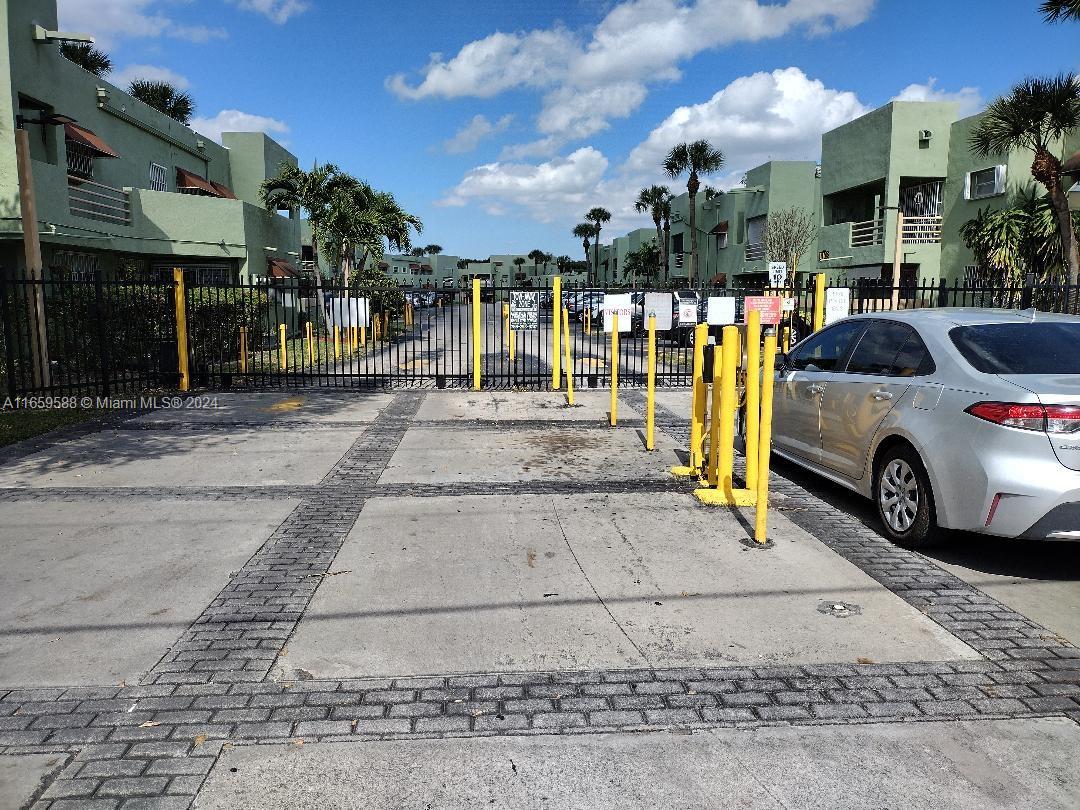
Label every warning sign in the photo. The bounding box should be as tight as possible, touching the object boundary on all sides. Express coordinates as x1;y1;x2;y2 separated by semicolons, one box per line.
742;296;782;325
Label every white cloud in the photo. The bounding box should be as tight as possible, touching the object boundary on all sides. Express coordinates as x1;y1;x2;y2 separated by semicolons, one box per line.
229;0;311;24
893;78;983;117
438;147;609;223
191;109;290;144
498;137;561;161
443;114;514;154
109;64;191;90
57;0;226;48
388;0;876;139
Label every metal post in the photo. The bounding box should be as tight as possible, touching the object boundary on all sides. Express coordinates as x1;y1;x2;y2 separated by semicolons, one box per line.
609;311;618;426
755;333;778;545
891;209;904;311
15;128;50;389
239;326;248;373
744;308;761;491
646;315;656;451
1;270;19;397
172;269;190;392
94;270;110;396
552;275;562;389
472;278;481;390
278;322;287;370
812;273;826;332
306;321;314;365
717;325;739;497
333;326;341;359
707;337;723;487
562;306;574;407
692;323;708;468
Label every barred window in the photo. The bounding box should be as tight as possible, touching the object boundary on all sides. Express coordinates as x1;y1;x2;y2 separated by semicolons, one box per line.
149;163;168;192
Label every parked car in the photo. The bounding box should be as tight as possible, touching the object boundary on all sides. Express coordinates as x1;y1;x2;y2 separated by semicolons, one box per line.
770;309;1080;547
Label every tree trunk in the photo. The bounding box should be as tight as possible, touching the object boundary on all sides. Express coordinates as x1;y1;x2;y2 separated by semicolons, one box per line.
652;212;664;283
687;172;700;286
1048;184;1079;287
309;223;328;335
593;226;601;286
663;217;670;284
583;239;590;278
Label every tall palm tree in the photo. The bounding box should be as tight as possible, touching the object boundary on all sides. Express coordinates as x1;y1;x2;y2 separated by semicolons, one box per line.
542;252;554;277
970;73;1080;285
635;185;671;281
261;162;355;325
1041;1;1080;22
527;249;546;277
585;207;611;285
663;140;725;285
659;194;672;283
60;43;112;76
128;79;195;124
572;223;594;276
423;244;443;255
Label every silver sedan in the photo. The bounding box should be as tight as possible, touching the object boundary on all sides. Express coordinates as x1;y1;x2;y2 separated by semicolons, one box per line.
770;308;1080;547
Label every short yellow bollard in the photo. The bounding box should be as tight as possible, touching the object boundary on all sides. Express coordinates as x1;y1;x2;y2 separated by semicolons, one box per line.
646;315;656;451
609;312;619;426
552;276;562;389
172;268;190;392
562;306;575;407
278;323;287;370
782;325;791;354
707;336;724;487
334;326;341;359
717;325;739;497
745;309;761;492
813;272;826;333
754;333;778;544
472;278;481;391
361;324;367;347
671;323;708;478
585;306;591;335
306;322;315;365
238;326;248;374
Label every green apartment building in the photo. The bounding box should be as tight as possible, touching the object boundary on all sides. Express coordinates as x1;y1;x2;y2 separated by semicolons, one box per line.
1;0;301;284
600;100;1079;289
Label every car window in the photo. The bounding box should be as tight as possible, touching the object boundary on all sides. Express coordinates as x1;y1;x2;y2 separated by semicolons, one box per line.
844;321;911;375
892;331;934;377
949;323;1080;374
789;321;866;372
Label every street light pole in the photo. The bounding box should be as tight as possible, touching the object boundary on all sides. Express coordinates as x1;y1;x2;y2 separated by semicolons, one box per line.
14;126;50;389
886;206;905;312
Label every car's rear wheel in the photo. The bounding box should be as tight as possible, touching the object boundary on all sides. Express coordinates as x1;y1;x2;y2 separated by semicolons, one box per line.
874;446;937;548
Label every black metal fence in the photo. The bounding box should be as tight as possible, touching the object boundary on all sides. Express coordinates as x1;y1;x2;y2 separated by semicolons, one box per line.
2;272;1078;398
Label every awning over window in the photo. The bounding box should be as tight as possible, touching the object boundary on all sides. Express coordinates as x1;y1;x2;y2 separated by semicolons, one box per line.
268;259;298;278
176;168;236;199
710;221;729;235
64;123;119;158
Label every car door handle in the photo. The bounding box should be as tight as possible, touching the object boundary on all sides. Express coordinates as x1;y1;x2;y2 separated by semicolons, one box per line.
808;384;825;396
871;390;893;401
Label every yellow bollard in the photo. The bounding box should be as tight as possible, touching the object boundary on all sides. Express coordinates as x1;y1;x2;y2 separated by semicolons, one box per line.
754;333;778;544
585;306;591;335
552;276;562;389
745;309;761;492
707;337;724;487
562;306;574;407
361;324;367;347
510;328;516;362
782;325;791;354
278;323;287;370
717;325;738;497
334;325;341;359
609;312;619;426
172;268;190;392
238;326;248;374
813;272;826;333
472;278;481;391
671;323;708;478
306;322;315;365
646;315;656;451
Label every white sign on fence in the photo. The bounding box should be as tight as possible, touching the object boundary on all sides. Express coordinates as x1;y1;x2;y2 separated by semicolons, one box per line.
327;297;369;328
768;262;787;287
706;296;737;326
824;287;851;326
781;296;796;312
509;290;539;330
678;299;698;327
602;293;633;333
643;292;673;331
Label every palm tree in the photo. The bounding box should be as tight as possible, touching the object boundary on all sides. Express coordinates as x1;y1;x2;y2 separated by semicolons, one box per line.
513;256;527;282
261;162;355;325
60;43;112;76
543;252;554;277
635;185;672;282
663;140;725;285
409;247;425;257
970;73;1080;285
1041;1;1080;22
128;79;194;124
659;194;672;283
585;207;611;285
572;223;594;277
556;255;571;274
423;244;443;255
527;249;546;277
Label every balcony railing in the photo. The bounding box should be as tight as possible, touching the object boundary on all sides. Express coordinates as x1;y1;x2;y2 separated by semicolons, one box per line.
850;218;884;247
902;215;942;244
745;242;766;262
68;176;132;226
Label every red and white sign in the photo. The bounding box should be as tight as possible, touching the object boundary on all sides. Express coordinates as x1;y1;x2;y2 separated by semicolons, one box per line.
743;296;782;325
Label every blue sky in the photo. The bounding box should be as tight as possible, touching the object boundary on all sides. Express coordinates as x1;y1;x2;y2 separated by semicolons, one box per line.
60;1;1079;259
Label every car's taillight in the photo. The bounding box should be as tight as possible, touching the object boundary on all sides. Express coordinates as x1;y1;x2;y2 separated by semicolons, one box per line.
966;402;1080;434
